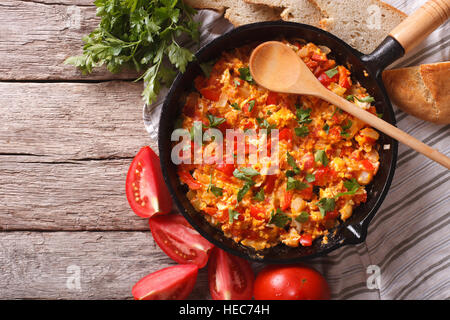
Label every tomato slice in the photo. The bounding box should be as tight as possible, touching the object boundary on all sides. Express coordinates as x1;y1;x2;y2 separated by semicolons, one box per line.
149;214;214;268
266;91;279;105
178;169;202;190
125;146;172;218
132;264;198;300
200;87;221;101
208;248;254;300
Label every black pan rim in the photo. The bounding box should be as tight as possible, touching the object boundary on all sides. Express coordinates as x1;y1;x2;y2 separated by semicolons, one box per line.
158;21;398;263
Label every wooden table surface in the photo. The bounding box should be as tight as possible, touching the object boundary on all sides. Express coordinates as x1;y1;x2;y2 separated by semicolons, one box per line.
0;0;213;299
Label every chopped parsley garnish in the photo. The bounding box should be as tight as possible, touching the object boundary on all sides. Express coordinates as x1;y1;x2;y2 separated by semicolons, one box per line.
296;107;312;125
323;123;330;134
295;126;309;137
207;114;226;128
305;173;316;183
286;152;301;174
314;150;329;166
233;79;241;87
325;66;338;78
295;211;310;223
340;119;352;138
269;208;291;228
316;197;336;218
334;179;361;199
228;208;240;223
233;167;259;202
256;117;276;133
253;189;265;201
231;102;240;110
247;100;255;112
238;67;254;83
346;95;375;103
207;174;223;197
286;177;309;191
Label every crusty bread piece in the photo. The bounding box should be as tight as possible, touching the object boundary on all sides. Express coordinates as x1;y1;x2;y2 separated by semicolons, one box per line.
311;0;407;53
382;62;450;124
244;0;326;28
183;0;282;26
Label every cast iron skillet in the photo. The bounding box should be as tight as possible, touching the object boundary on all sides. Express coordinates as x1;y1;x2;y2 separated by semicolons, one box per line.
158;22;404;262
159;21;401;263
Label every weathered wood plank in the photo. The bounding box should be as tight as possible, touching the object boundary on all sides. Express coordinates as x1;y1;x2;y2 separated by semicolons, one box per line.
0;0;138;80
0;82;153;161
0;156;152;231
0;81;160;230
0;231;210;299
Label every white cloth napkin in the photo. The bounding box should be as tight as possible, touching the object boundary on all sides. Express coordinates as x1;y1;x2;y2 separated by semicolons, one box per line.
144;0;450;300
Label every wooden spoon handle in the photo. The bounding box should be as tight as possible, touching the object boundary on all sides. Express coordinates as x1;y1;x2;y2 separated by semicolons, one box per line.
321;90;450;169
389;0;450;53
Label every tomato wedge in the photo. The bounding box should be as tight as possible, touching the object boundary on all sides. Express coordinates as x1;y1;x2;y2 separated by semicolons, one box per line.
149;214;214;268
132;264;198;300
125;146;172;218
208;248;254;300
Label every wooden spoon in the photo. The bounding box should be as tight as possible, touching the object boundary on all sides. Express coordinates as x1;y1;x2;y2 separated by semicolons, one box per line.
249;41;450;169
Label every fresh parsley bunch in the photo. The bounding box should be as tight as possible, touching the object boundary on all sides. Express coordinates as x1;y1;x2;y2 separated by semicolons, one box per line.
64;0;200;104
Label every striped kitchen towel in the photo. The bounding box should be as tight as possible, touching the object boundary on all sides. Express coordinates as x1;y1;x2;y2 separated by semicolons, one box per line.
144;0;450;300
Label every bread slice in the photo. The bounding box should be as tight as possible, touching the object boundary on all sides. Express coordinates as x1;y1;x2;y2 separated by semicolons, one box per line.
382;62;450;124
311;0;407;54
244;0;326;28
183;0;282;26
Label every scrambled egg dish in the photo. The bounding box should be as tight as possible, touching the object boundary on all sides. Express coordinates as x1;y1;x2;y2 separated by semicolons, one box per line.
175;40;380;250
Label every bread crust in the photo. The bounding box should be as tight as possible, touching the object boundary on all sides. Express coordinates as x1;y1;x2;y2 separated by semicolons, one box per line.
382;62;450;124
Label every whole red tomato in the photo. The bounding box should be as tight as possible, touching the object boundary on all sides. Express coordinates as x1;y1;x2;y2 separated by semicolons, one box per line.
253;264;330;300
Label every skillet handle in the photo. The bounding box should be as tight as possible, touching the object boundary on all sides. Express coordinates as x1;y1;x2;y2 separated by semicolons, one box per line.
389;0;450;53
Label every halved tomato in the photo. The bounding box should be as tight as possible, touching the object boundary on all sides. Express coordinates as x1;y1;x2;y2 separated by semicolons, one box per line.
208;248;254;300
125;146;172;218
132;264;198;300
149;214;214;268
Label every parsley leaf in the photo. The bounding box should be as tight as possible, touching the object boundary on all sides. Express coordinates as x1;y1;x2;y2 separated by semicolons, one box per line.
314;150;329;166
237;182;252;203
346;95;375;103
231;102;240;110
295;211;310;223
253;189;265;201
295;126;309;137
323;123;330;134
286;152;301;174
286;177;309;191
207;114;226;128
269;208;291;228
325;66;338;78
228;208;240;223
316;198;336;218
305;173;316;183
64;0;200;105
238;67;254;83
296;107;312;125
335;178;361;198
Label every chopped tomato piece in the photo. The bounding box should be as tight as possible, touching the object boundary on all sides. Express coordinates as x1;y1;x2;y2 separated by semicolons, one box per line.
216;162;236;176
149;214;215;268
311;53;327;62
338;66;352;89
208;248;255;300
300;234;313;247
203;207;218;216
178;169;202;190
266;91;279;105
318;71;339;87
132;264;198;300
361;159;375;171
250;206;265;220
325;210;339;220
279;128;293;142
200;87;221;101
282;191;293;211
264;174;277;193
301;153;315;170
125;146;173;218
306;60;319;70
299;183;313;200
